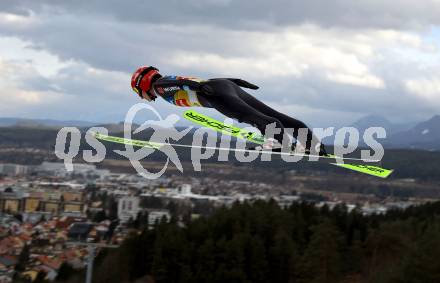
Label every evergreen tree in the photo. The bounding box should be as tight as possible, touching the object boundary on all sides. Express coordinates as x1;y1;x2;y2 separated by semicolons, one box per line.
395;220;440;283
297;220;342;283
268;229;297;283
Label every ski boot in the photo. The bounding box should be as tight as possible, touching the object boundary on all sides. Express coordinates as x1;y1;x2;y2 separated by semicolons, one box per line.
247;138;282;151
292;143;328;156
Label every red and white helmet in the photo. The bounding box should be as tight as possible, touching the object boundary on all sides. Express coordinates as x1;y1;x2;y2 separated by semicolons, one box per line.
131;66;160;100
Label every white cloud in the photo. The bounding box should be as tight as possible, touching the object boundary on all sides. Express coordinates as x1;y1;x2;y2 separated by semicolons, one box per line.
326;73;385;89
4;0;440;30
168;52;305;78
0;11;36;27
165;25;436;89
405;78;440;102
0;57;65;116
0;38;132;121
0;37;71;77
0;3;439;125
188;0;233;7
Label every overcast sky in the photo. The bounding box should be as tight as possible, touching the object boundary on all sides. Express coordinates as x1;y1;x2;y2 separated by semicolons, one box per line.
1;0;440;127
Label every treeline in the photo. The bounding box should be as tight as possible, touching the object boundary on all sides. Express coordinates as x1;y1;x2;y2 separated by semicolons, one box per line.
85;200;440;283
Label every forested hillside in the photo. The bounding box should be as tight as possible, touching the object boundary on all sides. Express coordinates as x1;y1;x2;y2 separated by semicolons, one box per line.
85;200;440;283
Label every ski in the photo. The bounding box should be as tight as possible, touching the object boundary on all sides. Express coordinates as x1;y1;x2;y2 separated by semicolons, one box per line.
91;132;162;149
183;110;393;178
92;132;377;165
183;109;265;144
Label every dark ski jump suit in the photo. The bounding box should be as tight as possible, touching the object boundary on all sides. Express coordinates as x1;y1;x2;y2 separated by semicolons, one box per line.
151;75;326;154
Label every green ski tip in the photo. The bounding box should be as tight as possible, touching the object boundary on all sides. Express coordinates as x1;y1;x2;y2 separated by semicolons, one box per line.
332;163;393;178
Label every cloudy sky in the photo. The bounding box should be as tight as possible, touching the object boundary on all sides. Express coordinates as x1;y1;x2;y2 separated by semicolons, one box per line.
1;0;440;127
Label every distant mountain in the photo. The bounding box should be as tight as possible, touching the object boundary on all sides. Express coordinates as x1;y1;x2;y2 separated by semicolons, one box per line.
325;114;438;150
351;115;415;136
386;115;440;151
95;122;136;133
2;115;438;151
94;122;199;135
322;115;416;147
0;117;99;128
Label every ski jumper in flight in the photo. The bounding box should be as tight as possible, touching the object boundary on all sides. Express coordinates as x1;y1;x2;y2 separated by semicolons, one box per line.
130;66;327;155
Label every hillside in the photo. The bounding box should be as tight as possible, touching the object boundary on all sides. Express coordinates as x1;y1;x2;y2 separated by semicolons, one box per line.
86;200;440;283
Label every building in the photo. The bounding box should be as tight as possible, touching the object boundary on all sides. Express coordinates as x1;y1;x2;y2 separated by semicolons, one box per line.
0;189;24;213
0;164;28;176
0;186;85;216
62;191;82;202
117;196;140;223
148;210;170;227
24;198;40;213
37;162;110;179
179;184;192;195
277;195;300;208
43;201;60;214
63;203;82;213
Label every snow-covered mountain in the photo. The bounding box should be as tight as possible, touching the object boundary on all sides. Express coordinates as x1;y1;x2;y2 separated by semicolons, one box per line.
333;114;440;151
350;115;415;136
387;115;440;150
